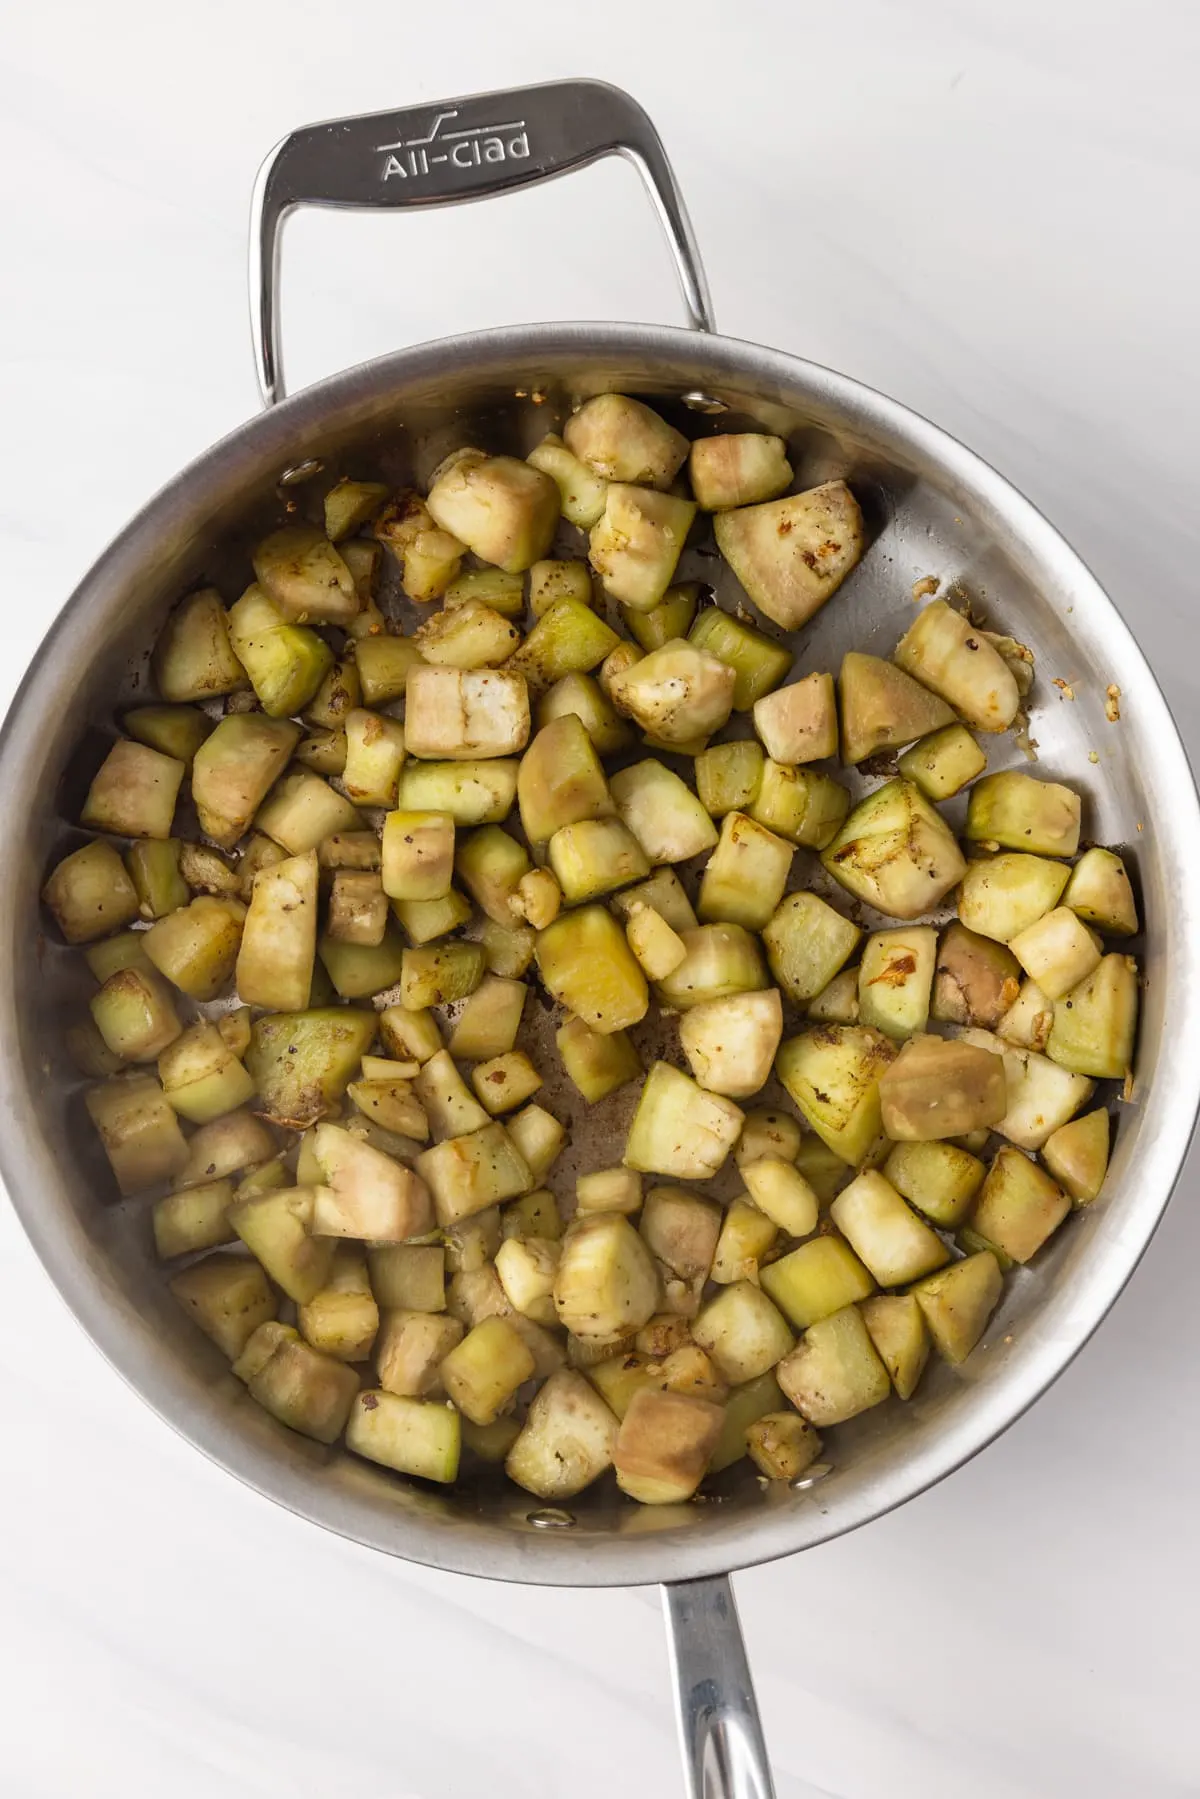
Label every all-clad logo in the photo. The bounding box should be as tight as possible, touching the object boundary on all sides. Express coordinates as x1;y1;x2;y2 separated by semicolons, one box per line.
376;109;531;180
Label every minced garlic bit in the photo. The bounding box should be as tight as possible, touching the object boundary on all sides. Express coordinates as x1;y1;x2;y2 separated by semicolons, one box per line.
912;575;940;602
1052;677;1075;701
1088;750;1100;764
1105;684;1122;723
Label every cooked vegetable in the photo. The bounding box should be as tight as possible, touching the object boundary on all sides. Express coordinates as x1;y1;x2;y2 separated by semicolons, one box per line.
124;704;213;768
746;1410;824;1480
678;990;783;1099
43;841;141;944
327;870;388;946
689;432;792;511
246;1008;375;1126
403;665;530;760
861;1295;929;1400
354;635;426;704
822;779;966;919
966;772;1082;858
506;1104;566;1183
829;1170;949;1285
298;1244;380;1362
956;1028;1095;1150
236;851;317;1011
749;760;850;849
698;811;793;931
753;671;837;763
695;740;765;817
144;895;246;1001
624;1062;743;1179
957;853;1071;942
228;584;334;717
1008;906;1102;1000
158;1020;255;1124
228;1186;335;1304
1042;1107;1110;1203
715;481;864;629
416;1123;532;1225
82;739;185;841
931;922;1022;1028
857;926;937;1040
776;1305;890;1427
471;1050;543;1116
762;891;861;1006
739;1158;818;1236
397;757;519;826
126;839;189;921
505;1369;619;1500
399;940;485;1010
536;905;648;1034
347;1389;460;1482
376;1311;464;1398
838;652;954;766
509;596;621;693
624;583;698;652
169;1254;275;1360
776;1026;895;1164
153;589;247;703
1046;953;1139;1079
610;758;719;862
376;492;465;601
1063;847;1138;936
883;1139;985;1227
589;485;696;610
416;598;520;669
656;923;767;1010
191;715;300;848
565;393;689;488
549;817;649;904
426;453;558;573
893;600;1020;732
577;1166;642;1216
613;1387;724;1503
527;433;609;528
253;525;359;625
688;607;792;712
878;1033;1008;1140
609;638;735;746
711;1199;779;1284
319;925;408;999
556;1014;641;1102
970;1147;1069;1264
536;670;632;756
996;978;1055;1052
87;1073;190;1193
341;709;406;807
897;724;987;800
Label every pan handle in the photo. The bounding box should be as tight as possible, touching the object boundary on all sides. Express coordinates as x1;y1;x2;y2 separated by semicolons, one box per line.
249;78;715;406
663;1575;775;1799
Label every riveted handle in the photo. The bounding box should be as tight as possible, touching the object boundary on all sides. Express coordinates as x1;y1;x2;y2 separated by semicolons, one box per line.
250;78;714;405
664;1575;776;1799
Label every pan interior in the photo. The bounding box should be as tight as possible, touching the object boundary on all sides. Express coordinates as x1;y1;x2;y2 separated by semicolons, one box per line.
3;324;1196;1586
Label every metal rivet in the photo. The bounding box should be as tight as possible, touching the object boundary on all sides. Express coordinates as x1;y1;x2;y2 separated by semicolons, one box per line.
277;458;324;486
527;1507;576;1529
789;1463;833;1492
681;391;728;414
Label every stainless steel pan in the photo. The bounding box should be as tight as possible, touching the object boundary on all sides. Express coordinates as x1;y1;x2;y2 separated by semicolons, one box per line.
3;80;1199;1799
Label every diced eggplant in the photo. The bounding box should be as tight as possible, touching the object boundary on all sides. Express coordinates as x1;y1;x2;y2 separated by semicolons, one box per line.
253;524;359;624
549;817;649;904
857;926;937;1040
1008;906;1102;1000
298;1244;380;1363
81;739;185;841
516;714;611;851
397;758;519;826
897;724;987;801
376;1310;465;1397
323;477;388;542
248;1336;360;1444
883;1139;985;1227
169;1253;276;1360
446;975;526;1062
829;1169;949;1284
366;1245;445;1312
589;485;696;611
413;1049;490;1139
191;715;300;849
689;432;792;511
444;568;526;618
426;453;558;572
246;1007;376;1126
236;850;317;1012
808;966;861;1024
380;810;455;903
376;491;465;601
124;704;213;768
340;710;406;808
440;1315;537;1424
957;853;1071;942
707;1370;786;1473
173;1109;276;1193
970;1146;1069;1264
471;1051;543;1116
821;779;966;919
775;1025;896;1164
956;1027;1095;1150
227;583;334;718
759;1236;875;1328
775;1305;890;1427
878;1033;1007;1141
125;839;189;921
89;964;182;1063
415;598;521;669
678;989;783;1100
715;480;863;630
536;671;633;757
739;1158;819;1237
624;1062;743;1179
455;826;532;925
996;978;1055;1051
613;1388;724;1503
341;538;384;618
508;596;621;693
379;1006;442;1064
623;583;698;653
1063;846;1138;936
623;902;687;981
505;1104;566;1184
462;1415;525;1462
494;1235;560;1324
228;1186;335;1304
512;867;562;931
86;1073;189;1193
1046;953;1139;1080
656;924;767;1010
697;812;793;932
893;601;1020;732
66;1016;126;1078
536;905;648;1034
327;870;388;946
695;741;765;819
158;1020;254;1124
178;841;241;897
609;759;719;863
966;772;1081;858
1041;1106;1110;1203
255;771;362;857
152;1178;236;1259
838;652;955;766
688;607;792;712
43;841;141;945
143;896;245;1001
506;1368;619;1500
346;1078;429;1140
640;1187;722;1286
613;869;698;938
693;1281;793;1383
745;1411;824;1480
556;1014;641;1103
416;1123;532;1226
347;1389;460;1481
931;921;1023;1029
445;1265;510;1328
753;671;837;764
474;917;537;978
403;666;530;760
564;393;689;488
749;760;850;849
501;1189;563;1244
153;588;247;703
554;1213;661;1339
576;1166;643;1217
354;635;426;705
399;940;485;1010
710;1198;779;1284
762;891;862;1006
527;432;609;528
609;639;736;746
529;559;594;618
861;1294;930;1400
319;926;408;999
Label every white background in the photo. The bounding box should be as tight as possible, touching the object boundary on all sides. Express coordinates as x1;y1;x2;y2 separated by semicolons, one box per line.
2;4;1199;1795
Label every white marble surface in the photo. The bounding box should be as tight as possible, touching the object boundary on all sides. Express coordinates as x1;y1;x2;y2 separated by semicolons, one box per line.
2;3;1200;1794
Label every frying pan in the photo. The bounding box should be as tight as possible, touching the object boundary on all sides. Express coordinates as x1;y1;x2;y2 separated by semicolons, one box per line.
2;79;1198;1799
